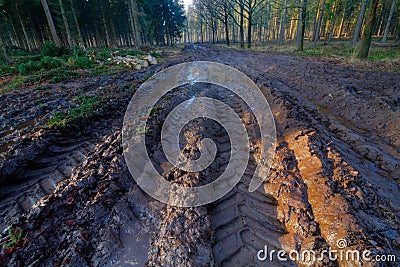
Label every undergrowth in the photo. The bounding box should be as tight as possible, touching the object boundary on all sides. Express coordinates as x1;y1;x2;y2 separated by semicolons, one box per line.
0;43;162;93
47;95;101;129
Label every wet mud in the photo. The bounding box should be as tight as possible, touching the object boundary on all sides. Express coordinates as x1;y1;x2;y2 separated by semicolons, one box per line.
0;45;399;266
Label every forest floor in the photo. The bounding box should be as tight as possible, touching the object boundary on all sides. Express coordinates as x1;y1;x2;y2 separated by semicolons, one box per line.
0;44;399;266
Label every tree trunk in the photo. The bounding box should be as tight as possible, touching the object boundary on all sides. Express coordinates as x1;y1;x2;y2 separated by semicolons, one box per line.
311;0;320;41
239;2;245;48
8;15;22;48
376;3;385;36
224;6;230;46
100;3;111;47
200;20;204;43
106;1;118;46
15;2;32;51
41;0;61;47
264;0;271;42
278;0;288;45
129;0;142;47
58;0;73;48
0;35;7;61
352;0;368;45
298;0;307;51
325;1;338;44
382;0;396;43
313;0;325;43
69;0;84;48
295;6;302;43
355;0;380;58
337;0;347;38
232;21;236;43
247;13;252;48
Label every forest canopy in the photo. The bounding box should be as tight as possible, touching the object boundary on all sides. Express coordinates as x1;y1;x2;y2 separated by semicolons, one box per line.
185;0;399;51
0;0;186;51
0;0;399;59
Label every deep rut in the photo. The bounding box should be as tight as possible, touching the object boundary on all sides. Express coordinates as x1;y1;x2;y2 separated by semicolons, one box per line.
1;45;399;267
209;175;294;266
0;137;96;230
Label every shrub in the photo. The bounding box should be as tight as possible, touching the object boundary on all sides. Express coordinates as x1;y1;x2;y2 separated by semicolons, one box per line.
0;64;16;75
47;70;80;83
40;56;61;69
67;55;94;69
18;63;27;75
120;49;145;57
10;48;29;57
18;60;47;74
150;51;162;58
41;41;66;57
73;46;86;57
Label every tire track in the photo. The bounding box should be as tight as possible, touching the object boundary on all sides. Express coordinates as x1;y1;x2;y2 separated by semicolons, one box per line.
209;173;295;267
0;139;96;230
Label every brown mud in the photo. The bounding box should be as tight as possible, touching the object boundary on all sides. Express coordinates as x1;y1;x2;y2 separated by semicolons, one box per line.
0;45;399;266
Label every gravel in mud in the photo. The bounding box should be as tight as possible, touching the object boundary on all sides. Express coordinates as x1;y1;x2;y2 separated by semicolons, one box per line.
0;45;399;267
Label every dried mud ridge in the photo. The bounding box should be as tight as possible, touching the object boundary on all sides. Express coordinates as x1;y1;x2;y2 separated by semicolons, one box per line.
0;45;399;266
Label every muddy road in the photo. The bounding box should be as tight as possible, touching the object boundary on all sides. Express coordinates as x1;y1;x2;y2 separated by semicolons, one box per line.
0;45;399;266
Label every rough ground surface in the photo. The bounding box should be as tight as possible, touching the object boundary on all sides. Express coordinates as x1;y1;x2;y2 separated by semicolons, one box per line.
0;45;399;266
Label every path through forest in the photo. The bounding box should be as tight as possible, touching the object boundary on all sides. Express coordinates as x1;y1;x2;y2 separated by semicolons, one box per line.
0;45;399;266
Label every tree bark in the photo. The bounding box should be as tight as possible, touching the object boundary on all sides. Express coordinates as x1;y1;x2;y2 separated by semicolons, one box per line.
15;1;32;51
59;0;73;48
100;2;111;47
295;4;302;43
41;0;61;47
69;0;84;48
313;0;325;43
337;0;347;38
247;12;252;48
8;15;22;48
105;1;117;47
325;1;338;44
224;5;230;45
129;0;142;47
264;0;270;41
355;0;380;58
278;0;288;45
298;0;307;51
239;1;245;47
382;0;396;43
352;0;368;45
0;35;7;61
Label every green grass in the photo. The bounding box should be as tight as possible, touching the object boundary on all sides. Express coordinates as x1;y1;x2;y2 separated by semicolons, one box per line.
2;227;23;249
367;49;400;61
237;39;400;73
47;95;100;129
2;75;28;92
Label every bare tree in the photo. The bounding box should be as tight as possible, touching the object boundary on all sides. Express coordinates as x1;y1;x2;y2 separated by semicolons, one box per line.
229;0;264;48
